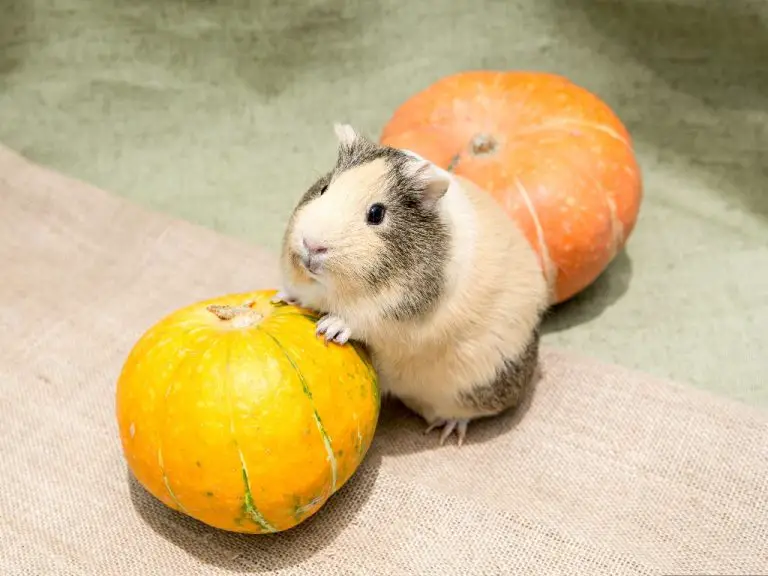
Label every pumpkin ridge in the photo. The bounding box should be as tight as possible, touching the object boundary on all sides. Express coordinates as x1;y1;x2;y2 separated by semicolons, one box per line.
513;176;557;295
349;342;380;408
222;341;278;533
605;195;624;253
158;447;188;513
514;119;630;147
571;159;626;255
240;463;277;533
155;328;203;513
258;327;338;494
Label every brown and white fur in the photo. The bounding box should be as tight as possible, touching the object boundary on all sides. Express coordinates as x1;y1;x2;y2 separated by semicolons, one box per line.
275;124;549;445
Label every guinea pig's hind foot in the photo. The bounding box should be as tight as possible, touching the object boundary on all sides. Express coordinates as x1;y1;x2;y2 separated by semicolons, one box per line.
315;314;352;345
425;418;470;447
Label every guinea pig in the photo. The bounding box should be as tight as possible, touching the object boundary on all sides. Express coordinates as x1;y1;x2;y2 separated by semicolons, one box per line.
274;123;549;445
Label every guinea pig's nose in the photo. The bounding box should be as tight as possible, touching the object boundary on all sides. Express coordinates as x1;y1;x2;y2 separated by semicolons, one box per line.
303;237;328;255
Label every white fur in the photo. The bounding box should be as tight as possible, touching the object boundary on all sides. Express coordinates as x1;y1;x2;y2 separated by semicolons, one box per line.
333;123;358;148
280;134;548;429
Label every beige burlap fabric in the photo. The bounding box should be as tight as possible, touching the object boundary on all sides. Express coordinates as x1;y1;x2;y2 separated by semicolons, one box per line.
1;144;766;576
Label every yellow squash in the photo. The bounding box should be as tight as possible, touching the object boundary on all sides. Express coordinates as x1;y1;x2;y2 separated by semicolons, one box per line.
115;290;380;533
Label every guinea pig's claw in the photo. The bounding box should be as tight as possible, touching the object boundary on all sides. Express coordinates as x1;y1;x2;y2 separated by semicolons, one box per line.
272;290;299;306
315;314;352;346
425;418;470;446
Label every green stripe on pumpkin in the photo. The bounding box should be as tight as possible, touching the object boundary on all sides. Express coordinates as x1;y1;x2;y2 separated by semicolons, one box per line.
219;338;277;533
154;327;213;517
240;462;278;533
350;341;380;408
158;447;189;513
163;476;188;513
259;329;338;494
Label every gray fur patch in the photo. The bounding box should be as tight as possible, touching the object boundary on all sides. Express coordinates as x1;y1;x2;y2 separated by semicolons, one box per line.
295;171;332;211
284;172;332;253
332;135;451;321
460;329;541;415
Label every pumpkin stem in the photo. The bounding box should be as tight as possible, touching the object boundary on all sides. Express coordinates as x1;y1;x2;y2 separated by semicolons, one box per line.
207;303;262;328
470;134;497;156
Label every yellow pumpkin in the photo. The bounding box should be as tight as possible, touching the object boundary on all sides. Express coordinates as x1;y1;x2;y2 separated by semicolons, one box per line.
115;289;380;533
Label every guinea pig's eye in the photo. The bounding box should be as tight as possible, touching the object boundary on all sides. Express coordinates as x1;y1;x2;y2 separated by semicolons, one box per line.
366;203;386;225
319;183;328;195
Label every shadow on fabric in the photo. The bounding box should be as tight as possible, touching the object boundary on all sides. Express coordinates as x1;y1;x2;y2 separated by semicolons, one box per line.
128;451;381;572
542;250;634;334
373;363;542;456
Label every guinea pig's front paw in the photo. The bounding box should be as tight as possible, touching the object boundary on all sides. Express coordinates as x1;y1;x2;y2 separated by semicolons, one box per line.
271;289;300;306
315;314;352;345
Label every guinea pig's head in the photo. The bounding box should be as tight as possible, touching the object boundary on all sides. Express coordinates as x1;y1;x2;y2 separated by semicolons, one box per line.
285;124;452;299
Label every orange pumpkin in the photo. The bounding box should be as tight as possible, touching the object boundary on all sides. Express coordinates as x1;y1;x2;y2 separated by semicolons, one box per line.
115;290;379;533
380;70;642;304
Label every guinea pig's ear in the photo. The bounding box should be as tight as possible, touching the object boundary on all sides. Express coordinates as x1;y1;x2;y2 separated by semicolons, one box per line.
404;158;451;208
333;123;359;148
